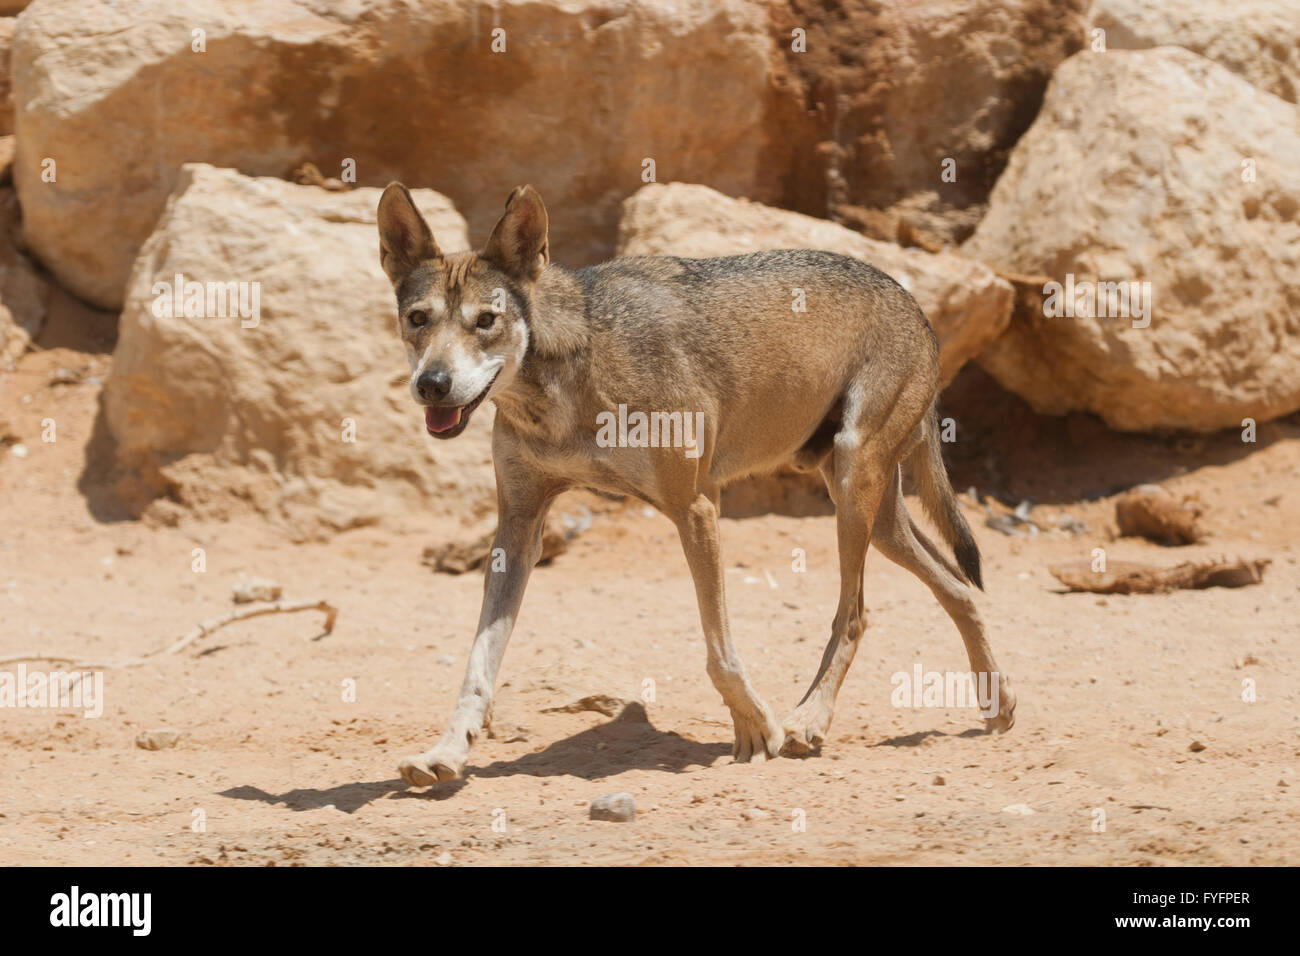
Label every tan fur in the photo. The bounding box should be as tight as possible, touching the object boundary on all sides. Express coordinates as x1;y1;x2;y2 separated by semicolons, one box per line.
376;182;1016;787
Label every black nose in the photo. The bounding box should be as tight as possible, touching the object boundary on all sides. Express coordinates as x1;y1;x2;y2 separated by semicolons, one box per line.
417;368;452;401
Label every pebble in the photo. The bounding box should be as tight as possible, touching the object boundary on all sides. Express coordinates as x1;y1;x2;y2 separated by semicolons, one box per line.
589;793;636;822
232;578;282;603
135;729;183;751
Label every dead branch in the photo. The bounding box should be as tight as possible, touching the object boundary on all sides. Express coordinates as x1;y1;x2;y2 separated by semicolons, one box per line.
162;599;337;655
0;599;338;670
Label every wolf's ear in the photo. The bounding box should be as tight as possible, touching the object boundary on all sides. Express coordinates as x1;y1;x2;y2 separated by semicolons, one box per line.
482;185;549;282
377;182;441;285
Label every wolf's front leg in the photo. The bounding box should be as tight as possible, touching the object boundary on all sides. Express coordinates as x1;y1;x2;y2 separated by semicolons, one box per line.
673;494;783;762
398;482;556;787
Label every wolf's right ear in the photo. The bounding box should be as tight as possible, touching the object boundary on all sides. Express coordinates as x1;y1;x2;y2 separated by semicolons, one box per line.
377;182;441;285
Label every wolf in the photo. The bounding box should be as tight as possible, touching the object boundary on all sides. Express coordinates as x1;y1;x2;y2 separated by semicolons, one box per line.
376;182;1016;786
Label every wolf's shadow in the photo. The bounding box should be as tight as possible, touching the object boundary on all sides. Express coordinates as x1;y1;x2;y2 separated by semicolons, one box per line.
218;705;727;812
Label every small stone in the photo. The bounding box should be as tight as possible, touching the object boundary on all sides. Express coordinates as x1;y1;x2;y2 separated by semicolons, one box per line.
9;443;27;459
543;694;630;718
932;775;946;786
1189;740;1207;753
589;793;636;822
135;729;183;751
232;578;282;603
434;851;453;866
740;808;769;821
1001;803;1035;816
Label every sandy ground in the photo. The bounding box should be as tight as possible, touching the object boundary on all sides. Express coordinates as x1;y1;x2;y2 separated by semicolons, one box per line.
1;310;1297;866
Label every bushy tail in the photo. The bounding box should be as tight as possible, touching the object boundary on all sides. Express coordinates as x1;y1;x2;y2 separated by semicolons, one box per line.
908;405;982;590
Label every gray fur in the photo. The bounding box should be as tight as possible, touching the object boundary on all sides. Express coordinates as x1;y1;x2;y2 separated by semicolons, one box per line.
376;183;1016;786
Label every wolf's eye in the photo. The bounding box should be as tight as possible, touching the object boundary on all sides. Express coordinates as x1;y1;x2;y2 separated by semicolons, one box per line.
407;310;428;328
476;312;497;330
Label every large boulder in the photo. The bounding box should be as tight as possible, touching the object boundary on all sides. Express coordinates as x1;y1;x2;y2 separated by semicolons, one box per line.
13;0;775;309
1090;0;1300;103
964;48;1300;432
105;164;495;537
766;0;1089;244
0;160;47;368
0;17;13;136
0;233;45;368
618;183;1013;384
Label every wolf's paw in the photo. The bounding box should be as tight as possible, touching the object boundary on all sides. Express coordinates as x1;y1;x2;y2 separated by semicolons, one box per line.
731;706;784;763
779;703;829;757
397;750;463;788
983;674;1017;734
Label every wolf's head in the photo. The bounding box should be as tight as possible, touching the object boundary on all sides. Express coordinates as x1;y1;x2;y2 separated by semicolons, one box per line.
377;183;549;439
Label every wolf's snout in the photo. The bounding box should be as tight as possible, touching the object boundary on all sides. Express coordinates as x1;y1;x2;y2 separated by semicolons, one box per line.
416;367;452;402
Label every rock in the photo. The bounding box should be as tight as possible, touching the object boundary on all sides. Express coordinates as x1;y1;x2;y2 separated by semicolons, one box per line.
1049;556;1270;594
1001;803;1036;815
589;793;636;822
1189;740;1207;753
0;177;50;370
13;0;775;308
135;729;182;751
768;0;1089;245
1091;0;1300;103
423;517;573;575
0;17;13;136
1115;487;1206;545
542;694;631;719
719;469;835;520
965;48;1300;431
0;133;12;184
618;183;1014;384
232;578;282;604
740;808;770;821
105;164;495;538
291;162;347;192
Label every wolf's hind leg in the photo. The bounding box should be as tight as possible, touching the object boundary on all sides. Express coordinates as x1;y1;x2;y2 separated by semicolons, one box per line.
869;473;1016;732
782;379;928;756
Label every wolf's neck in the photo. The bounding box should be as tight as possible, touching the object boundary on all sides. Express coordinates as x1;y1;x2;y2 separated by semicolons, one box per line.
491;264;593;435
527;264;589;358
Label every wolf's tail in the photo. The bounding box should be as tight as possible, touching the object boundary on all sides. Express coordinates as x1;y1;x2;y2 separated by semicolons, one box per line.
908;405;983;590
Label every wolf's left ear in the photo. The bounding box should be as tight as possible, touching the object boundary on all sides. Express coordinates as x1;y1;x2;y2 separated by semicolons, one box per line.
482;185;549;282
378;182;442;285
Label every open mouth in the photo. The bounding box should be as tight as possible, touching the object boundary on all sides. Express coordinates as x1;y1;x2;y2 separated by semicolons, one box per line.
422;371;499;439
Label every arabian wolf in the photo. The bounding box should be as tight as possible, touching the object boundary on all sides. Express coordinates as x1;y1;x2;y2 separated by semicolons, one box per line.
377;183;1016;786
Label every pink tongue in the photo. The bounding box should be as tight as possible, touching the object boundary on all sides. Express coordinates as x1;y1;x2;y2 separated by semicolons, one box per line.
425;405;463;433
